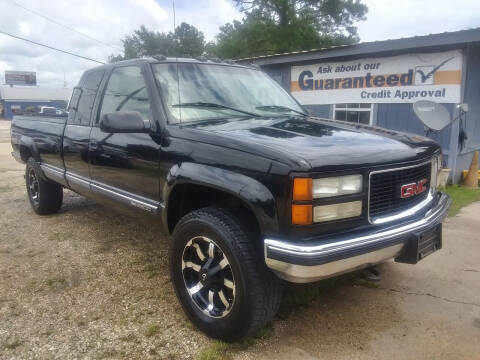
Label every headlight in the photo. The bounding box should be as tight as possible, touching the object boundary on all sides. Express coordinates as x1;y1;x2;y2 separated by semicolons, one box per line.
313;201;362;222
313;175;363;198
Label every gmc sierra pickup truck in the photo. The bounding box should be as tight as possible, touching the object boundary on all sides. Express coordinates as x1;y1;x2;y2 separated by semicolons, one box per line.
11;57;451;341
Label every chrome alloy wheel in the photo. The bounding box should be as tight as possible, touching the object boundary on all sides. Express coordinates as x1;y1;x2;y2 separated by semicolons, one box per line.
28;168;39;204
181;236;235;318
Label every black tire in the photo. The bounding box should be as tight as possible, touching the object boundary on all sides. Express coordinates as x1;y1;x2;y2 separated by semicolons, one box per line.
26;158;63;215
169;206;282;342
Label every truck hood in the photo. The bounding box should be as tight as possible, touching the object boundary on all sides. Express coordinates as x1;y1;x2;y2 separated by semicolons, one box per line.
179;116;440;171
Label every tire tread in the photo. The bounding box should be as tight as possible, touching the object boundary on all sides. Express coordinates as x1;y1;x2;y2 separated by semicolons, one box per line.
26;158;63;215
173;206;282;340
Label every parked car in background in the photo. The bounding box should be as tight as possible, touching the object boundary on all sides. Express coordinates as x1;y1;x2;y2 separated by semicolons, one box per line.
39;106;58;116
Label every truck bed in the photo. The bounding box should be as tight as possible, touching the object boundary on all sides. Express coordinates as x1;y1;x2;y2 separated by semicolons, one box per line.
11;114;67;171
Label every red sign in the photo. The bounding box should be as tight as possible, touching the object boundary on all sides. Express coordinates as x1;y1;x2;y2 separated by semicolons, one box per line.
400;179;428;199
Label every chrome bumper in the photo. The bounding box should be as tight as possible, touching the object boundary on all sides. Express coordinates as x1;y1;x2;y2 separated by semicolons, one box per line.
264;193;451;283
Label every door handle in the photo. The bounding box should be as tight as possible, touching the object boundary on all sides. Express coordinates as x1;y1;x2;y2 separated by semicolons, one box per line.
89;139;98;150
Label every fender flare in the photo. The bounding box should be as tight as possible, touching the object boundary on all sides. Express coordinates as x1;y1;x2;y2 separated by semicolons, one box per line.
19;135;41;162
18;136;49;180
162;162;278;236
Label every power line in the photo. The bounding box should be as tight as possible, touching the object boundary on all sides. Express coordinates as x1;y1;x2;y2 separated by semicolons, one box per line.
4;0;123;53
0;29;106;64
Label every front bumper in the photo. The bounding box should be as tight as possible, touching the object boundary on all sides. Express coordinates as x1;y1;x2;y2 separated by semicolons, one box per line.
264;192;451;283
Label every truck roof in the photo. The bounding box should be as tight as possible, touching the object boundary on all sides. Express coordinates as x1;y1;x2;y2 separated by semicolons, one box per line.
85;56;257;74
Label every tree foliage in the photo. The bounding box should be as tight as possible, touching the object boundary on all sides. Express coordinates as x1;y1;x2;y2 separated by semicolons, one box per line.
210;0;368;59
110;0;368;62
109;22;205;62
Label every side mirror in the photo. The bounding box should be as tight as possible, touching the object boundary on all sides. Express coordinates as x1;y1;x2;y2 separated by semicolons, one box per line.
100;111;151;133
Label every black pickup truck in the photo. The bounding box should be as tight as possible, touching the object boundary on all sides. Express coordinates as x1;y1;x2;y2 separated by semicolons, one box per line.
11;57;451;341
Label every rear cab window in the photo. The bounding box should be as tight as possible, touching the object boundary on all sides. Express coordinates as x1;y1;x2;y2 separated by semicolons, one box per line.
68;70;105;126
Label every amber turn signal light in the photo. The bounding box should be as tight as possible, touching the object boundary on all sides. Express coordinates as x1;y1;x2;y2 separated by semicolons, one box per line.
293;178;312;201
291;204;312;225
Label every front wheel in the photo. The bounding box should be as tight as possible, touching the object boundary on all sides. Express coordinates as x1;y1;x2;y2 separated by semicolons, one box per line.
26;158;63;215
169;206;282;342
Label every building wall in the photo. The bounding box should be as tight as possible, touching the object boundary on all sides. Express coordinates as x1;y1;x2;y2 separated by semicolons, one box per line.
3;100;67;119
452;43;480;182
376;103;454;162
260;45;480;183
304;104;332;118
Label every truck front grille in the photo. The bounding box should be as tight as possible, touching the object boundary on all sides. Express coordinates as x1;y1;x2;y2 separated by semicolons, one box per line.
369;162;431;219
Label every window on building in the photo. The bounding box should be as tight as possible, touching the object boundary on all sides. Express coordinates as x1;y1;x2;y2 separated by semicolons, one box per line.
334;103;373;125
11;105;22;115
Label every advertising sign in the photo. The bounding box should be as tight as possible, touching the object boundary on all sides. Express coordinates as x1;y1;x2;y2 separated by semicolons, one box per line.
291;50;462;104
5;71;37;86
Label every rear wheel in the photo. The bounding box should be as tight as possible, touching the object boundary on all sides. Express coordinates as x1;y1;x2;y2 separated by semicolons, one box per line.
169;206;282;341
26;158;63;215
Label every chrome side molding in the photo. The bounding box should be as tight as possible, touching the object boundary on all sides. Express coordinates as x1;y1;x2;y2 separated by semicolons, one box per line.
66;171;90;189
40;163;68;186
90;182;163;214
40;162;163;215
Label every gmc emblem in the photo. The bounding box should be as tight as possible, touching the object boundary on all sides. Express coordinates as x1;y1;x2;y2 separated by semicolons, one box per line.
400;179;428;199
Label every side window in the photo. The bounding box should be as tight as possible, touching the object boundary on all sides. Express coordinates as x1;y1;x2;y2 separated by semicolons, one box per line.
67;88;82;124
98;66;151;123
68;70;105;125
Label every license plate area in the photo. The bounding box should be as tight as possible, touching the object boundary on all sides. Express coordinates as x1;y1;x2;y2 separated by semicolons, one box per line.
395;224;442;264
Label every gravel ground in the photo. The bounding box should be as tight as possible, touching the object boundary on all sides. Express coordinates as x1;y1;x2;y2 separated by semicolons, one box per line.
0;120;479;360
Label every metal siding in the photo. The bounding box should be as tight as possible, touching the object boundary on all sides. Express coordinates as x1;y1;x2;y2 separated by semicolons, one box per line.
375;103;453;154
303;104;332;118
463;43;480;154
262;64;291;90
448;43;480;183
240;28;480;66
260;48;479;184
456;151;480;182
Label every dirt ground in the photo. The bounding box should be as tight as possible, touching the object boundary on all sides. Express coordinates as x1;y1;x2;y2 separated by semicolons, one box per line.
0;119;479;360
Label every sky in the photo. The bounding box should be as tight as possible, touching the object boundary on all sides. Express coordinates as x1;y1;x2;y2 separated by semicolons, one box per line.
0;0;479;88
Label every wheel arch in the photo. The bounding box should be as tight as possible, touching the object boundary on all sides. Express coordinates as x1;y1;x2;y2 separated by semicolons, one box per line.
162;163;278;237
19;136;40;162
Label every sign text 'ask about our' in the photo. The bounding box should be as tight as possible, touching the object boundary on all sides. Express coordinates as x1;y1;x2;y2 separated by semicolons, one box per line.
291;50;462;104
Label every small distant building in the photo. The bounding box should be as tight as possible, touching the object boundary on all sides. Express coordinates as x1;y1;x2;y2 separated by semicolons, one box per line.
0;86;72;119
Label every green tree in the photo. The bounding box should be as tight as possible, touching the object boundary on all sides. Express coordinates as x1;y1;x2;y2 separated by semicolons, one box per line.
209;0;367;59
173;23;206;57
109;22;205;62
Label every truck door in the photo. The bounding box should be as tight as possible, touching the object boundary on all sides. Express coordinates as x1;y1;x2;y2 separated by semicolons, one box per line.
88;65;162;213
63;69;105;195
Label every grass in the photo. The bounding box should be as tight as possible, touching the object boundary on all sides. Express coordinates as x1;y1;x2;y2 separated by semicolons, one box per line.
45;277;66;286
0;185;12;193
351;277;380;289
441;185;480;216
4;338;23;350
195;325;275;360
278;275;350;318
144;324;160;337
196;341;231;360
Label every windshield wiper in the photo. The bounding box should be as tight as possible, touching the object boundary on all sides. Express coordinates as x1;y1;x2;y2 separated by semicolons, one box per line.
256;105;307;116
172;102;260;118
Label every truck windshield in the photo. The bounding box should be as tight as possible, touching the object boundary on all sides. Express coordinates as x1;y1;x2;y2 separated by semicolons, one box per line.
152;63;306;124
